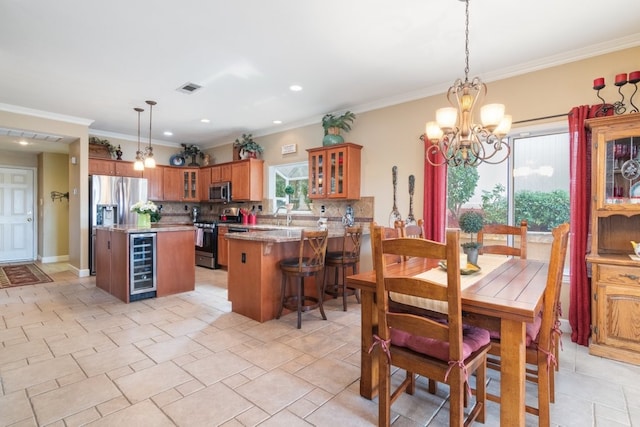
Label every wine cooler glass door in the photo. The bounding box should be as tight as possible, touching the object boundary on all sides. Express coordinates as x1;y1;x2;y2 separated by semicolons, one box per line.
129;233;157;297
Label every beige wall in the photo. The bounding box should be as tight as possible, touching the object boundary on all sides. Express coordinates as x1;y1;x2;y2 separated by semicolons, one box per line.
38;153;69;261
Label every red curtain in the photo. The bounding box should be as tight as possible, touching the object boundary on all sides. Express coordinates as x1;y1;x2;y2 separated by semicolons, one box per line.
423;140;447;242
568;105;610;346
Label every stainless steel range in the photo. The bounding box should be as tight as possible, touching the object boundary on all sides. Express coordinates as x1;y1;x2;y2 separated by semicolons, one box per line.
194;221;218;269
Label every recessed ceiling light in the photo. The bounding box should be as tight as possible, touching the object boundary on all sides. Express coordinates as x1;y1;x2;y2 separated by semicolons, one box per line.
289;85;303;92
163;131;173;136
200;118;210;123
273;120;282;125
19;140;29;146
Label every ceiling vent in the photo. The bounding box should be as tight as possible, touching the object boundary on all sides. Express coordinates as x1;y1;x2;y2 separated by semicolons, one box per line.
0;127;63;142
177;82;203;94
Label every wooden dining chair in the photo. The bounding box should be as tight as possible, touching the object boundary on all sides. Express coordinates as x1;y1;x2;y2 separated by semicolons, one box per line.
393;219;425;239
370;221;401;265
371;226;491;427
477;219;528;258
482;223;569;427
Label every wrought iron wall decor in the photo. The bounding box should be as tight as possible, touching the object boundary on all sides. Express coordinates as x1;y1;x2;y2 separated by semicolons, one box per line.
50;191;69;202
593;71;640;116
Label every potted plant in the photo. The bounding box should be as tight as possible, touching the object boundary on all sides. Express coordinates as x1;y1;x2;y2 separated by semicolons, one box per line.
180;143;204;166
322;111;356;146
284;185;295;210
458;210;484;265
234;133;263;159
89;136;117;159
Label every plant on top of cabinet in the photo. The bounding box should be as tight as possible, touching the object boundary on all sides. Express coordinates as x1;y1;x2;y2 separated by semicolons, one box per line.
234;133;263;159
322;110;356;146
180;143;204;166
89;136;117;159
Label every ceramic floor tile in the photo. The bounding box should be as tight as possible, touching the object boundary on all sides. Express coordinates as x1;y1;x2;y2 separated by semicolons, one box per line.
182;350;253;385
46;332;112;357
0;327;27;344
114;360;193;403
238;340;304;371
235;369;314;415
294;356;361;395
76;344;149;377
30;374;121;426
163;382;253;426
251;409;313;427
105;323;166;346
139;335;206;363
0;339;50;366
159;317;209;337
2;354;82;393
86;400;175;426
0;391;34;427
5;311;62;329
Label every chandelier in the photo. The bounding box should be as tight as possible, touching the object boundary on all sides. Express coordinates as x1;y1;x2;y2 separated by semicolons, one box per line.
133;100;157;171
424;0;511;167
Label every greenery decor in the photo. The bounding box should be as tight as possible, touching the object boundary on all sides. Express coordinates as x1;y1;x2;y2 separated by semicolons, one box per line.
234;133;263;155
447;164;479;220
284;185;295;203
458;210;484;249
180;143;203;158
321;110;356;134
89;136;117;157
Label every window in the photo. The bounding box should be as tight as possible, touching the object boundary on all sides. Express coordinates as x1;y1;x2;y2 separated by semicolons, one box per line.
268;162;312;213
448;123;570;262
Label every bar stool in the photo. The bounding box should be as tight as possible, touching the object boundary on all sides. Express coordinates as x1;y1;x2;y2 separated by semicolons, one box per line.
277;229;329;329
323;225;363;311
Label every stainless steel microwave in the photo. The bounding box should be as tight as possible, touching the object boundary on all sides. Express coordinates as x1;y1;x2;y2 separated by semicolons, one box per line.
209;181;231;203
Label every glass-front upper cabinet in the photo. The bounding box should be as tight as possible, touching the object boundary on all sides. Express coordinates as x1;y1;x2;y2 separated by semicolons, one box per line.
307;143;362;200
587;114;640;211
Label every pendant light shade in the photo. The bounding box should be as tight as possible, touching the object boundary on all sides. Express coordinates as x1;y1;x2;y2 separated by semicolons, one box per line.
133;107;145;171
144;100;157;168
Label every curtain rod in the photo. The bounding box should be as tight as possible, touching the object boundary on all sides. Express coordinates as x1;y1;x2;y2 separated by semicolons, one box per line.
512;113;569;125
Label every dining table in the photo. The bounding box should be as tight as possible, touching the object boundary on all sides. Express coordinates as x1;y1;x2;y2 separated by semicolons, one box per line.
346;255;549;427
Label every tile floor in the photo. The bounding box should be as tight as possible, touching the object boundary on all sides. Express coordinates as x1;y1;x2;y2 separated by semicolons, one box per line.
1;263;640;426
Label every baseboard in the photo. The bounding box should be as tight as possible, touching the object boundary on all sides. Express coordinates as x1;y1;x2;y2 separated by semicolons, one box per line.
39;255;69;263
559;318;571;333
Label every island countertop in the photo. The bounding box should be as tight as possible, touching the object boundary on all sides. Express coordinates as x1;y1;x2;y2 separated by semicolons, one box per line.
224;226;366;243
96;224;195;233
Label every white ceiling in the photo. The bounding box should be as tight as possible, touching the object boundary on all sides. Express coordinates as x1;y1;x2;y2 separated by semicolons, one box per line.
1;0;640;154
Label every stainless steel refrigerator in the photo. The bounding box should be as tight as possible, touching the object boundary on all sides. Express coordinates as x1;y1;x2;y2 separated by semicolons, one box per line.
89;175;148;275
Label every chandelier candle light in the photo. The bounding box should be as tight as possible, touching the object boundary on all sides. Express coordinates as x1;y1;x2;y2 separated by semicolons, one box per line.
424;0;511;167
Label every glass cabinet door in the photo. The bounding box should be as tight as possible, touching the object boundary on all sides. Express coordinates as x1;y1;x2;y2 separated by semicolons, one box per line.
604;136;640;204
309;151;325;198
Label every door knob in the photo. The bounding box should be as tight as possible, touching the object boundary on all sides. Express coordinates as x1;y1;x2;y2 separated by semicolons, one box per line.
27;218;32;222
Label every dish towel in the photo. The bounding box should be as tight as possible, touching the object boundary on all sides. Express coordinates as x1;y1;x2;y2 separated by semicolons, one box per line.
195;228;204;247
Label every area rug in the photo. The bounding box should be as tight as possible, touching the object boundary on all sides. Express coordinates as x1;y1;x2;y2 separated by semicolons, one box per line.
0;264;53;288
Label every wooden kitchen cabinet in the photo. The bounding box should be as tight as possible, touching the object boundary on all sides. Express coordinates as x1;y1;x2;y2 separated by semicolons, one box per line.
163;167;199;201
199;166;213;201
217;226;228;267
211;163;232;183
89;159;142;177
231;158;263;201
307;142;362;200
586;114;640;365
143;165;164;201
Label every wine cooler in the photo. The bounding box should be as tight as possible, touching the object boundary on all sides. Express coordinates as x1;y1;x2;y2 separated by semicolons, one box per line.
129;232;157;301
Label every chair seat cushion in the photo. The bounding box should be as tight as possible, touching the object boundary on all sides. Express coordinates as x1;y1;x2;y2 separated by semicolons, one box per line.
489;310;543;347
390;324;490;362
279;257;321;269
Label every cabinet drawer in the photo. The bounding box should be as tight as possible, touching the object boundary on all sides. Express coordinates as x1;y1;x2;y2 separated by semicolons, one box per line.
596;265;640;285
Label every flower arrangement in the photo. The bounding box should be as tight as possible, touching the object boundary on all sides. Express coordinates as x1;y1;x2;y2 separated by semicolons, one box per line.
131;201;158;215
234;133;263;158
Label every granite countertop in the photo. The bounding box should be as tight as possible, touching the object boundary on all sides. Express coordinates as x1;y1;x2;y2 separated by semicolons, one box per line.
224;227;358;243
97;224;195;233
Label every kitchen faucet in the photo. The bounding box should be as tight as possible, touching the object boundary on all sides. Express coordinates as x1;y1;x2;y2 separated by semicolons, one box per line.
273;205;292;226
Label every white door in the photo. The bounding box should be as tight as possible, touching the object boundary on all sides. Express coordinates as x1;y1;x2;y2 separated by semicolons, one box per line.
0;167;35;262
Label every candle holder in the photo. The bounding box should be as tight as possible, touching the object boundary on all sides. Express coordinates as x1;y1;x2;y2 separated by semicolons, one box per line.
613;76;628;115
629;73;640;114
593;84;614;117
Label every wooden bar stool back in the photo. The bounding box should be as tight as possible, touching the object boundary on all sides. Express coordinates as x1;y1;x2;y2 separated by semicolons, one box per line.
323;225;363;311
277;229;329;329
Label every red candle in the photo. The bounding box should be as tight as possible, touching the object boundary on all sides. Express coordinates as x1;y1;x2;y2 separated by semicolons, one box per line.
615;73;628;85
629;71;640;84
593;77;605;89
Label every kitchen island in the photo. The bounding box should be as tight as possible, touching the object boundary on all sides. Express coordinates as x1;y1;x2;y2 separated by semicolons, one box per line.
95;224;196;303
225;227;349;322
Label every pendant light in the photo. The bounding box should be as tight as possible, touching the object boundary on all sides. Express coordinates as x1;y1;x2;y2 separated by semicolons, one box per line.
133;107;145;171
144;100;157;168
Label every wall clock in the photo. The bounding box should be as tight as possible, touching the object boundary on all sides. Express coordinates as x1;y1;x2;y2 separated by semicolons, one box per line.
169;155;185;167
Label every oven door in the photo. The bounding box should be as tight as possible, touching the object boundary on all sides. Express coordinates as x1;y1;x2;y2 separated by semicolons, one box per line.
195;228;217;269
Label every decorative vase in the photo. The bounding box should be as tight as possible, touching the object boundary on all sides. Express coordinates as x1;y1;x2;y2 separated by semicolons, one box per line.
464;247;479;266
137;213;151;228
322;127;344;146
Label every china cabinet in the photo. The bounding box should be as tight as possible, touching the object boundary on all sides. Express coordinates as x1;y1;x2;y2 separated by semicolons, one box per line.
307;142;362;200
586;113;640;365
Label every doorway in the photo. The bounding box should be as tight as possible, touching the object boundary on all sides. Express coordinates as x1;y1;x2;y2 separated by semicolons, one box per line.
0;166;36;262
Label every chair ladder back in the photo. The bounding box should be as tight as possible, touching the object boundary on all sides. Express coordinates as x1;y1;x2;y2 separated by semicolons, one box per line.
298;230;329;272
478;219;528;258
343;225;363;259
